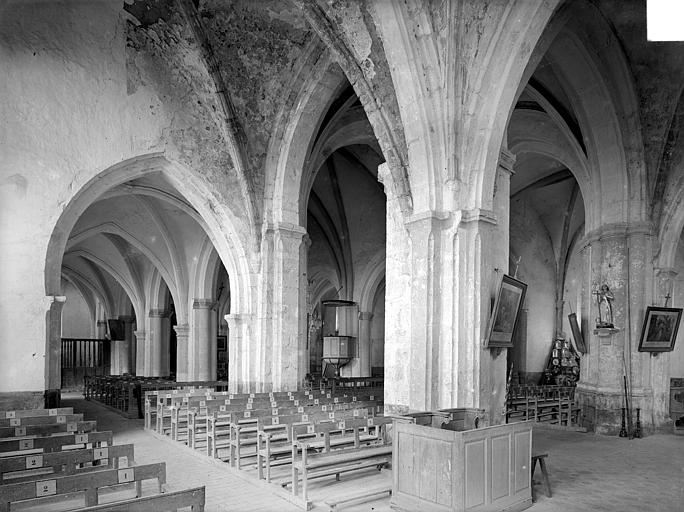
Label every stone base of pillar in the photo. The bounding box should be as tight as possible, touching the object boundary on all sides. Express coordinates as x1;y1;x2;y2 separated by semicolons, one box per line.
577;384;674;436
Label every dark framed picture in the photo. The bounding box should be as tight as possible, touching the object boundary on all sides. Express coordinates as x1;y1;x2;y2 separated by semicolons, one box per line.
217;335;227;351
638;306;682;352
568;313;586;354
486;274;527;348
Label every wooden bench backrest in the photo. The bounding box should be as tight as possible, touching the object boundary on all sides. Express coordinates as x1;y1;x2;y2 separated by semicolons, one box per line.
0;413;83;428
0;408;73;419
0;461;165;512
0;443;135;484
0;430;113;455
0;420;98;439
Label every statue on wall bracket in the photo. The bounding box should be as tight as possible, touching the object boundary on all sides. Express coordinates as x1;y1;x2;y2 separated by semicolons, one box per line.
593;284;615;329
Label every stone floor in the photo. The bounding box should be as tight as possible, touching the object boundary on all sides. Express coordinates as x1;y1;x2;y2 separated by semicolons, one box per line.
62;393;684;512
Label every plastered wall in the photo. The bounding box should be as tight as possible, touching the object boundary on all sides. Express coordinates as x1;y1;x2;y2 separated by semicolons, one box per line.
0;0;189;392
509;197;557;381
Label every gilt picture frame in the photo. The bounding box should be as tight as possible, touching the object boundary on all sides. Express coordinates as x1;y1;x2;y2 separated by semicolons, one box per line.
486;274;527;348
568;313;586;354
638;306;682;352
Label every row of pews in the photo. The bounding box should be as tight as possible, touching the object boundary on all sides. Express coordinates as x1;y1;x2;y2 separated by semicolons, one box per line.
84;375;230;419
0;406;205;511
145;383;409;510
506;384;581;426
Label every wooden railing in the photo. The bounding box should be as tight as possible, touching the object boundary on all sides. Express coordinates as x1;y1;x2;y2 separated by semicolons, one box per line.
61;338;111;390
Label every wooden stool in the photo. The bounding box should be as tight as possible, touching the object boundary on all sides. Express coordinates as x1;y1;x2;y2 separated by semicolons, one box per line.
531;453;551;501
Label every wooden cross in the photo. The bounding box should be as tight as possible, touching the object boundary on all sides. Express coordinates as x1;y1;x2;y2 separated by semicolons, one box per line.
665;292;672;308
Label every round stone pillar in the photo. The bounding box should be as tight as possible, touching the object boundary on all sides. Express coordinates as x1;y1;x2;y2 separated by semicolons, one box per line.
357;312;373;377
147;309;166;377
134;330;146;376
174;324;190;382
118;316;135;375
193;299;215;381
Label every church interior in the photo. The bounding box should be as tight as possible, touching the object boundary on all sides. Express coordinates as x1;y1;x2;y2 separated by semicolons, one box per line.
2;0;684;510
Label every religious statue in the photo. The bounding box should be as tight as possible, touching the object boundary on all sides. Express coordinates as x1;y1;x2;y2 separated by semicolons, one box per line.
593;284;615;328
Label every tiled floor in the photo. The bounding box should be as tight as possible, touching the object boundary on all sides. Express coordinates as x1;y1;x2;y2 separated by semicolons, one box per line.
63;394;684;512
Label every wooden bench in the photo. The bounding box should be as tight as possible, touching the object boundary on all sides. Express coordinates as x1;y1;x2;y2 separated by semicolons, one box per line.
531;453;551;501
0;430;113;457
291;444;392;509
226;405;379;467
0;443;134;484
257;412;385;483
1;407;73;420
0;413;83;428
0;461;166;512
70;486;205;511
0;420;97;439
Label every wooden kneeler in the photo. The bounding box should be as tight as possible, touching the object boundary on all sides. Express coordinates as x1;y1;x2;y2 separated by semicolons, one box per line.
531;453;551;501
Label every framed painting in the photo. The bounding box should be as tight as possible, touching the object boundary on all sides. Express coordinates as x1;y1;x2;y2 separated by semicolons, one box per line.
486;274;527;348
568;313;586;354
638;306;682;352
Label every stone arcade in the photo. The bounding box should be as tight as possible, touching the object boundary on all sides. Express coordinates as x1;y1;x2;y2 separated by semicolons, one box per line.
2;0;684;506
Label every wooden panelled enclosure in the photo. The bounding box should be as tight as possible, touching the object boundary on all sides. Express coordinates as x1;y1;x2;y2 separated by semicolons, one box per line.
391;420;533;512
61;338;111;389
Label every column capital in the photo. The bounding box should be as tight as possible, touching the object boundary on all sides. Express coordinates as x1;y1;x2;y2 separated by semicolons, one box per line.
264;222;307;238
42;295;67;310
174;324;190;337
359;311;374;321
460;208;498;226
133;330;146;340
97;320;108;326
148;308;168;318
498;148;516;175
193;298;215;310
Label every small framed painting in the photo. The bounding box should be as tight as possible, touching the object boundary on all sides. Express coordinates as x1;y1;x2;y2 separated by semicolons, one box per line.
486;274;527;348
638;306;682;352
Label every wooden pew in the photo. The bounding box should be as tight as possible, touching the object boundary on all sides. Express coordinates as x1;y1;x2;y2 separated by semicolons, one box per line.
171;390;339;442
290;444;392;509
0;413;83;428
158;389;333;436
0;431;113;457
0;444;134;484
256;411;384;483
0;461;166;512
1;407;73;420
213;403;381;465
69;486;205;512
0;420;98;439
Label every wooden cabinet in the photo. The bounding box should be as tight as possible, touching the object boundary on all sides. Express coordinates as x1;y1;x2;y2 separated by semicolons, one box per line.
391;420;533;512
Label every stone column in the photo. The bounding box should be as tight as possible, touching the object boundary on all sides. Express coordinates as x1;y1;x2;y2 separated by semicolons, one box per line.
226;313;250;393
258;223;308;391
575;224;654;434
357;311;373;377
174;324;190;382
119;316;135;375
134;330;146;376
44;295;67;398
160;314;171;377
192;299;214;381
96;319;107;339
146;309;166;377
